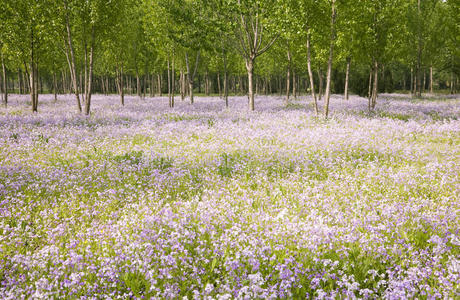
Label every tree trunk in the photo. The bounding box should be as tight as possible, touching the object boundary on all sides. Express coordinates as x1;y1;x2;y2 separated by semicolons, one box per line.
318;68;323;101
157;74;162;96
430;66;433;94
1;53;7;107
344;56;351;100
368;68;373;111
217;73;221;98
180;70;185;100
116;65;124;106
306;31;318;115
246;57;255;111
171;56;175;107
223;51;228;108
64;0;82;112
286;49;291;105
293;70;297;99
416;0;422;98
84;26;95;115
422;69;426;93
18;68;23;94
167;59;171;107
143;74;146;99
185;51;200;104
323;0;336;119
410;68;414;96
371;60;378;110
136;69;141;98
53;71;58;102
205;70;209;96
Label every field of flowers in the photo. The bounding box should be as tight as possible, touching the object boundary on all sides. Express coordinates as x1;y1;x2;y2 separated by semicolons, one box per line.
0;93;459;299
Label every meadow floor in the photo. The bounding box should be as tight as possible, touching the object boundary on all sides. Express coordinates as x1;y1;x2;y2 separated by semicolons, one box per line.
0;93;459;299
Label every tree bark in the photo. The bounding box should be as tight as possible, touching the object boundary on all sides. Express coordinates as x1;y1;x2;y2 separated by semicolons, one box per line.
416;0;422;98
246;57;255;111
344;56;351;100
410;68;414;97
64;0;82;112
157;74;162;96
430;65;433;94
286;49;291;105
116;65;124;106
136;69;141;98
318;68;323;101
217;73;221;98
368;68;373;111
84;26;95;115
180;70;185;100
1;53;7;107
167;59;171;107
18;68;23;94
306;32;318;115
323;0;336;119
185;51;200;104
205;70;209;96
171;56;175;107
53;71;58;102
223;50;228;108
371;60;378;110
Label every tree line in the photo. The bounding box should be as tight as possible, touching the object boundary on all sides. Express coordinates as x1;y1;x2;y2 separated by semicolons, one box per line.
0;0;459;117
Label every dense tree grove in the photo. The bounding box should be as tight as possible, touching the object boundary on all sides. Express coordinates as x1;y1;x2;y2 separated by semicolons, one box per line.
0;0;459;114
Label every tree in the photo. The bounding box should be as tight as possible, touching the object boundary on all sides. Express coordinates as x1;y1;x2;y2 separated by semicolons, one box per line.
228;0;279;111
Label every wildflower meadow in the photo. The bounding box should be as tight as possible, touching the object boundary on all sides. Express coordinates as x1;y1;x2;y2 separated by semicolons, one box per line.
0;94;459;299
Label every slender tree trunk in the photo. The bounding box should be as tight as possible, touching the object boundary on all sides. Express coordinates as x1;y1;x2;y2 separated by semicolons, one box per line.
422;69;426;93
157;74;161;96
416;0;422;98
344;56;351;100
117;65;124;106
306;32;318;115
1;53;7;107
381;64;385;93
410;67;414;96
318;68;323;101
64;0;82;112
167;59;171;107
143;73;146;99
293;70;297;99
223;51;228;108
323;0;336;119
136;69;141;98
18;68;23;95
151;73;155;97
246;57;255;111
403;74;406;92
368;68;373;111
286;49;291;105
185;52;200;104
205;70;209;96
171;56;175;107
84;26;95;115
430;65;433;94
84;36;88;105
53;71;57;102
371;60;378;110
29;27;39;113
217;73;222;98
180;70;185;100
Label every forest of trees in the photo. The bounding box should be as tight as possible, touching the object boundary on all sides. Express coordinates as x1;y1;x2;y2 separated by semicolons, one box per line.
0;0;459;116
